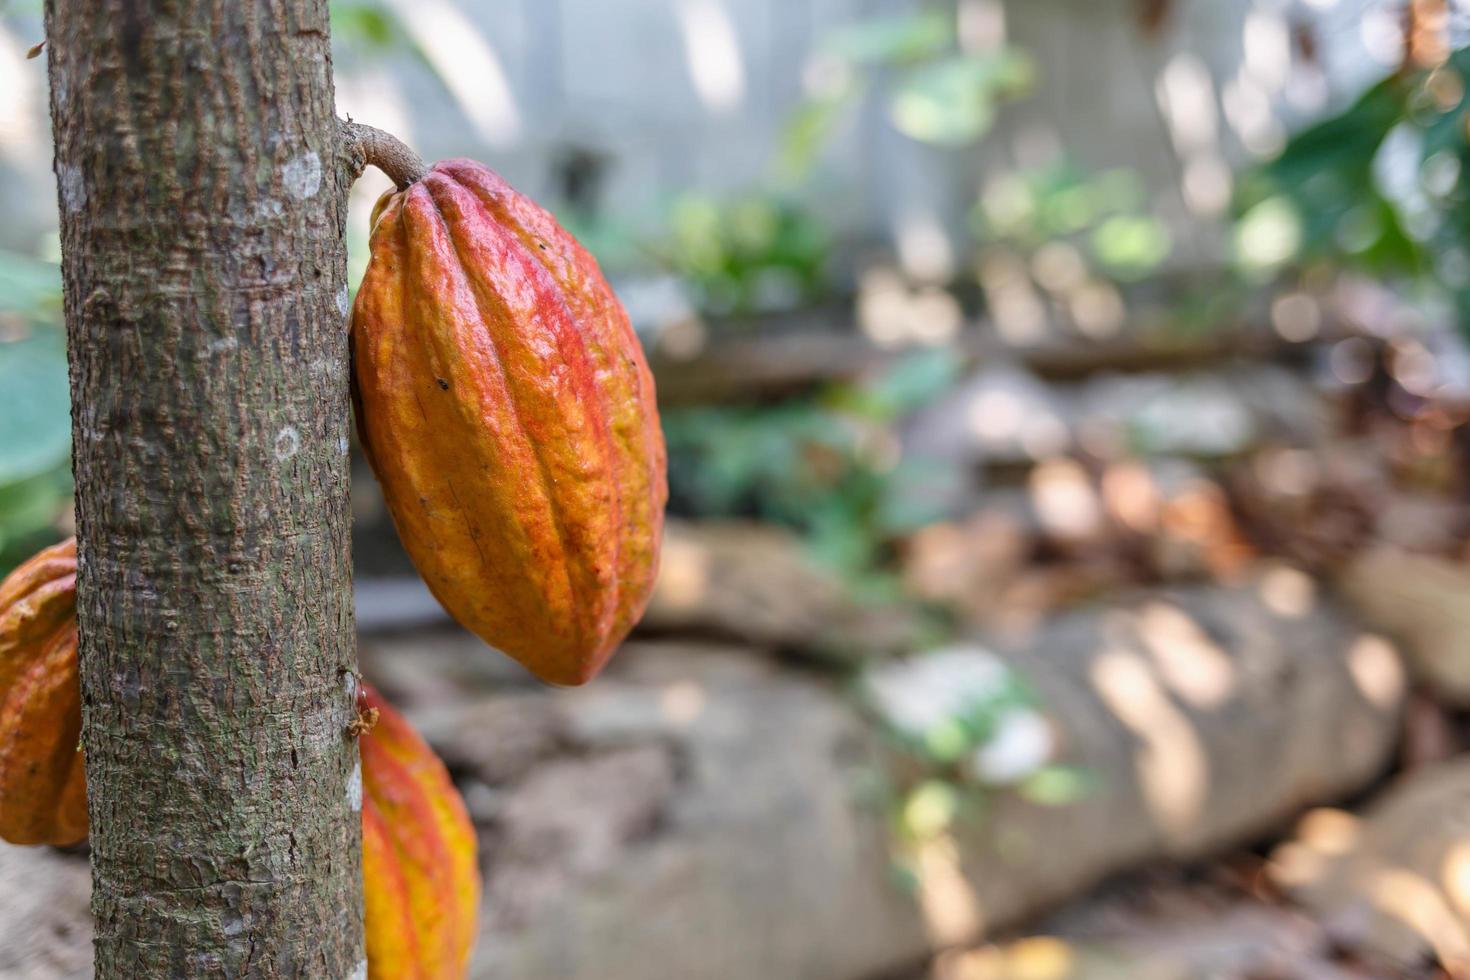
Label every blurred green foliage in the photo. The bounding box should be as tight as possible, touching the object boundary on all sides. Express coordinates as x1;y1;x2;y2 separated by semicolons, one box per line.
1237;48;1470;325
557;185;835;318
329;0;403;53
889;52;1032;147
654;192;831;316
887;678;1035;770
645;7;1032;319
663;348;962;577
0;252;70;575
972;161;1172;281
778;8;1031;180
330;0;441;77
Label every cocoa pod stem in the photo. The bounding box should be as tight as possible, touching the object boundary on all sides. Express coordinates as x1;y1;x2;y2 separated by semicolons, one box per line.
340;118;428;190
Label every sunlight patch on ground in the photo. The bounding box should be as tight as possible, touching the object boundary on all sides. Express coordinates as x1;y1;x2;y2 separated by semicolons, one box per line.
916;832;986;947
1091;647;1209;838
1347;634;1406;711
651;535;712;612
1369;866;1470;972
1257;564;1316;619
1135;602;1236;710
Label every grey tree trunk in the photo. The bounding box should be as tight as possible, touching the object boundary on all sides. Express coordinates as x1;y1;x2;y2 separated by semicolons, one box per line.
44;1;363;975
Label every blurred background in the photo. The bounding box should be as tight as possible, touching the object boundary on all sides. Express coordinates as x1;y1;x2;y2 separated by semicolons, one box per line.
4;0;1470;977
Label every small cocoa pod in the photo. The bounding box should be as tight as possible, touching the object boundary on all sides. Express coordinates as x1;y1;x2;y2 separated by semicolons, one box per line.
0;537;87;846
1;545;480;974
360;683;480;978
352;159;667;685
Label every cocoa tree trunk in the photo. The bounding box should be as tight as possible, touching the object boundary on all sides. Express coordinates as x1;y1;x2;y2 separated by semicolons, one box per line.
44;2;363;975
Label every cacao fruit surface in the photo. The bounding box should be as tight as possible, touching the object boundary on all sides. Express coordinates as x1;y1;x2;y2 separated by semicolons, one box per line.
0;537;86;846
360;683;481;978
352;159;667;685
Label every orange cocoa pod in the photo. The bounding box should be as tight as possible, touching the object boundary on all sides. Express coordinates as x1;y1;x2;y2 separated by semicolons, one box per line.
360;683;480;978
0;537;87;846
351;159;667;685
0;546;481;975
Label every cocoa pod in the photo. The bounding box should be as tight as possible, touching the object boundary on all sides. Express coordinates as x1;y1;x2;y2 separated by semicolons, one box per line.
1;543;480;976
0;537;86;846
352;159;667;685
360;683;481;978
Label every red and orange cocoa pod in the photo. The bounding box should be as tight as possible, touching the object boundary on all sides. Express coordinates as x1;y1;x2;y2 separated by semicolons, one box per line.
0;537;87;846
351;159;667;685
0;543;481;974
360;683;480;979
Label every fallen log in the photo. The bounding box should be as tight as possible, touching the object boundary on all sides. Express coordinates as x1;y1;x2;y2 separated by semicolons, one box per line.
1339;546;1470;706
865;576;1406;945
649;319;1298;406
1;581;1406;980
639;520;927;660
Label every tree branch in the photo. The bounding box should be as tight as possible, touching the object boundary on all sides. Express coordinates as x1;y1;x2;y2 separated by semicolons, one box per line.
340;119;429;190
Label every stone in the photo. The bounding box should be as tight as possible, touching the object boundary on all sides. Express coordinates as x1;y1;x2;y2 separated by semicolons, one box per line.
473;643;930;980
1269;759;1470;974
0;843;91;979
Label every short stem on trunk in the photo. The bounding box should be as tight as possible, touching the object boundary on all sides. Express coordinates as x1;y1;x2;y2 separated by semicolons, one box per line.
340;119;429;190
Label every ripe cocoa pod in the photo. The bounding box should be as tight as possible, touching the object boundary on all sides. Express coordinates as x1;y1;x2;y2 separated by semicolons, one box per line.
352;159;667;685
360;683;481;979
0;547;481;975
0;537;87;846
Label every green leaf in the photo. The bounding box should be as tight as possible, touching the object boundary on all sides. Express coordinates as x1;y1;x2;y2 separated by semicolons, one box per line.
0;328;71;485
1242;71;1424;276
824;10;952;66
1259;75;1406;194
1418;55;1470;162
900;780;959;838
330;1;400;53
330;0;443;83
776;87;861;182
0;251;62;324
844;346;963;419
1019;766;1094;806
888;53;1032;146
877;461;958;534
657;190;831;315
1090;214;1171;278
0;467;71;552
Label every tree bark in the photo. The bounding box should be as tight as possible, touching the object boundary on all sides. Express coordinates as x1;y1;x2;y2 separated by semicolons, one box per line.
45;2;363;975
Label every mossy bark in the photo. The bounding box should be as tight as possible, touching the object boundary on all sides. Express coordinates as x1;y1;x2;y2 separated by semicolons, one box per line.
44;1;364;975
